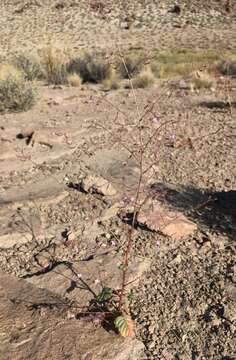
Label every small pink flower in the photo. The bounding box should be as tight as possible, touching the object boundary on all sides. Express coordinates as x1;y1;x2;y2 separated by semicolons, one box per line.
94;279;100;285
77;273;82;279
151;116;160;124
156;240;160;247
121;196;135;205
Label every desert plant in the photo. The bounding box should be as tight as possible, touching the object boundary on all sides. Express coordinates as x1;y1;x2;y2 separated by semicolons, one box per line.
67;73;82;87
0;64;37;112
68;51;111;83
39;46;70;85
102;68;120;90
153;50;221;79
116;52;145;79
132;67;155;88
158;62;199;78
191;71;216;90
13;53;42;81
156;50;220;65
218;60;236;76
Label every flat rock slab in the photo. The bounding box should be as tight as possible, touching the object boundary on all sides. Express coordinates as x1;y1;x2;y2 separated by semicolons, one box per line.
0;232;34;249
0;125;100;174
137;203;197;240
0;272;144;360
85;149;140;195
0;177;68;206
26;251;150;307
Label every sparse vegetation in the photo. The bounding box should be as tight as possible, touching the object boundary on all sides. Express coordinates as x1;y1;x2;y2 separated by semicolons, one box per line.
132;67;155;88
67;73;82;87
156;50;220;65
191;71;216;90
0;64;37;112
117;52;146;79
158;62;200;78
153;50;221;79
218;60;236;76
68;51;111;83
102;69;120;90
39;46;70;85
13;53;42;81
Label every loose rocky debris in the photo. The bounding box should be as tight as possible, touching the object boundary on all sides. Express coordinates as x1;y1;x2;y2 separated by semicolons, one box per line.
0;272;145;360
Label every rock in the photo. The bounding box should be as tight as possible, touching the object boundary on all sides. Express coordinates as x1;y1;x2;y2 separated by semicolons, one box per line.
81;175;117;196
137;204;197;240
0;231;33;249
0;177;68;206
120;21;130;30
0;271;145;360
84;149;140;195
178;79;190;90
169;4;181;14
17;127;72;148
99;202;121;221
26;251;150;307
0;142;18;161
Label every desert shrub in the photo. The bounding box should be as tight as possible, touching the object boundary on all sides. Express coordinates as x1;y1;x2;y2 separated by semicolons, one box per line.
158;62;199;78
153;50;220;79
67;73;82;87
191;71;216;90
13;54;42;80
218;60;236;76
68;52;111;83
116;52;145;79
102;69;120;90
156;50;220;65
0;64;37;112
132;68;155;88
39;46;70;85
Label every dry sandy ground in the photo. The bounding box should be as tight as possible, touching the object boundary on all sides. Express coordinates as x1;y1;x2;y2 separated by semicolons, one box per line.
0;1;236;359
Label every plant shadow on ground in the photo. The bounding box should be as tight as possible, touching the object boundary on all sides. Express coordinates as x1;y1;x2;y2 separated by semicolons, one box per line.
199;100;236;110
156;183;236;242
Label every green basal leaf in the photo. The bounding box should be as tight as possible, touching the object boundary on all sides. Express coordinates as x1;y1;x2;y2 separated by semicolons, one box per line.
96;286;113;303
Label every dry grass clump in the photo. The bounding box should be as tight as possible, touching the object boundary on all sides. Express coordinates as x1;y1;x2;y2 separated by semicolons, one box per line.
132;67;155;88
157;50;220;65
154;50;220;79
190;71;216;90
68;51;111;83
67;73;82;87
158;62;199;78
39;46;70;85
102;69;120;90
116;52;146;79
0;64;37;112
13;53;42;81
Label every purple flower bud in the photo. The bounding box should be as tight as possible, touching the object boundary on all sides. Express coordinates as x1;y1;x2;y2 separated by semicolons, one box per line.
121;196;135;205
151;116;160;124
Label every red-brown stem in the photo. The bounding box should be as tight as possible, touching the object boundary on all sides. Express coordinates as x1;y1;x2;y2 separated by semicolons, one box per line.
118;128;144;311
